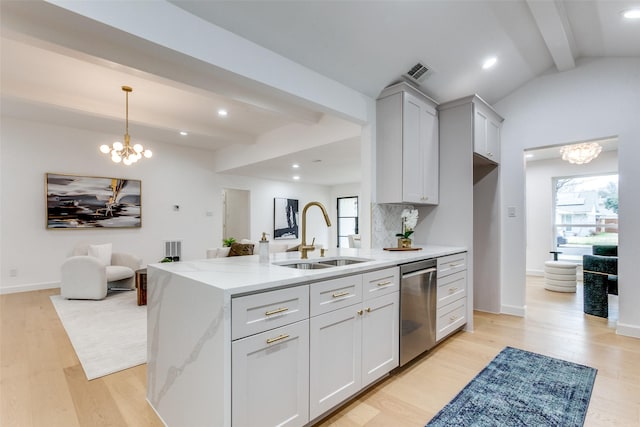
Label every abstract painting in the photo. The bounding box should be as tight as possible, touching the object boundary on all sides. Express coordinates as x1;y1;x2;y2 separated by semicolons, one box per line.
46;173;141;229
274;198;298;239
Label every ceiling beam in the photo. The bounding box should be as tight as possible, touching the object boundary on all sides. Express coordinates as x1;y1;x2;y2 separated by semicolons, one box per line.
526;0;576;71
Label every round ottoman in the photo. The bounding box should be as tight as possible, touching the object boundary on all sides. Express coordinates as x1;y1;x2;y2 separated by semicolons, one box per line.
544;261;577;292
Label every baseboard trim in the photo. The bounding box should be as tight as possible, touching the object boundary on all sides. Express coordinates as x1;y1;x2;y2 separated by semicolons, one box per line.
501;304;526;317
616;322;640;339
0;281;60;295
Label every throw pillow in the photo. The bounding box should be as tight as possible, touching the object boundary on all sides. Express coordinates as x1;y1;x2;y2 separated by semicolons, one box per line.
88;243;112;266
228;243;254;257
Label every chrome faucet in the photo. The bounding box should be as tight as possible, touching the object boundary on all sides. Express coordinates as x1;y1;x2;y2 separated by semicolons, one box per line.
300;201;331;259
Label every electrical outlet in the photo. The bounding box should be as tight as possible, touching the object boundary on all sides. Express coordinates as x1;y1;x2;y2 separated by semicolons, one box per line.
507;206;517;218
9;268;18;277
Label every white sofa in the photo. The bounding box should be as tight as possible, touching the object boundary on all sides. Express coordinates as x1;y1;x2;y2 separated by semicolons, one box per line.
206;239;299;258
61;243;142;300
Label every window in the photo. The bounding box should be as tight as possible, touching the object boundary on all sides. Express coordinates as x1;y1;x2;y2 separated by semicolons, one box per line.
553;174;618;262
336;196;358;248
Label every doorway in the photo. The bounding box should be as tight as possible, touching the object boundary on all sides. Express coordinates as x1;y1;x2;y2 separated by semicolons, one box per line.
223;188;250;241
524;139;618;276
336;196;358;248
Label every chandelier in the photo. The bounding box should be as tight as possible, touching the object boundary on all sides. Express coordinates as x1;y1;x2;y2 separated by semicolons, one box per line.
560;142;602;165
100;86;152;165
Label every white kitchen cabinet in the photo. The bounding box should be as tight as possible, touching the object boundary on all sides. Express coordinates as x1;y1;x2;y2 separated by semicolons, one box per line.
309;267;399;421
232;320;309;427
232;285;309;340
361;291;399;388
149;251;466;427
310;274;363;317
436;94;503;320
232;285;310;427
435;297;466;341
360;268;399;387
473;97;502;164
309;305;362;418
377;82;439;205
309;287;399;420
436;253;467;342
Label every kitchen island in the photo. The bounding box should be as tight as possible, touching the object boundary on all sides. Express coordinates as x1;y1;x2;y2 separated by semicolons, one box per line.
146;245;465;427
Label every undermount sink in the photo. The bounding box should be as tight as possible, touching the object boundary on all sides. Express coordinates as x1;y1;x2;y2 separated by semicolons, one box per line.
317;257;372;266
277;262;332;270
274;257;372;270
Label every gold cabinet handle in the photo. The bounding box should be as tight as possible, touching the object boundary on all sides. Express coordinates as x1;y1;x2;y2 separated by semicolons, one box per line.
332;291;350;298
448;262;464;268
377;281;392;287
357;310;363;315
266;334;289;344
265;307;289;316
366;307;371;313
449;315;462;324
448;287;458;294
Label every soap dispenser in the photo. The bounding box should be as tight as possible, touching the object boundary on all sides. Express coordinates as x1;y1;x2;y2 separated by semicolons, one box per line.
258;232;269;263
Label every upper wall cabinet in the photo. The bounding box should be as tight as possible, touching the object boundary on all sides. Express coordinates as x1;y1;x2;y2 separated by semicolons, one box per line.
376;82;439;205
472;97;503;164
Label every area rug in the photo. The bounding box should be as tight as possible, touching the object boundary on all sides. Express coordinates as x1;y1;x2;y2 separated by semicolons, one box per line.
50;290;146;380
426;346;597;427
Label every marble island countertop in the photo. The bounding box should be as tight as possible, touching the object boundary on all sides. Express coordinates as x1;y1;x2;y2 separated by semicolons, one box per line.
148;244;466;296
146;244;467;427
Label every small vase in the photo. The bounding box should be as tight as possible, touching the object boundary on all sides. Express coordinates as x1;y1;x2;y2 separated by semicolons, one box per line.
398;238;412;249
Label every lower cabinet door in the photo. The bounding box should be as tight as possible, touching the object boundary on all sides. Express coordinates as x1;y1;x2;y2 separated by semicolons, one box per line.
361;292;399;387
232;320;309;427
309;305;362;420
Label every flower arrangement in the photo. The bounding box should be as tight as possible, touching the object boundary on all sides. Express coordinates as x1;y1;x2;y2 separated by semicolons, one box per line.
396;209;419;239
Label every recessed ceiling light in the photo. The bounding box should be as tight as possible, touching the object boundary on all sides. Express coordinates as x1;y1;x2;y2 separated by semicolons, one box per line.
482;56;497;69
623;9;640;19
525;153;534;159
217;109;228;117
293;175;300;180
292;164;300;168
180;131;188;136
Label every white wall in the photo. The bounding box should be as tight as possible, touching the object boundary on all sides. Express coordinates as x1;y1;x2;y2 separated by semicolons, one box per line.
495;57;640;338
215;174;332;248
0;117;333;293
525;151;618;275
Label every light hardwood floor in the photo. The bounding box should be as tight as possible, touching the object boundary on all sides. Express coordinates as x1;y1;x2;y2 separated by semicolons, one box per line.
1;276;638;426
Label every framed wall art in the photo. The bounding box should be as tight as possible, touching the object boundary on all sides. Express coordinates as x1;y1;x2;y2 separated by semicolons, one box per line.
273;197;299;239
45;173;141;229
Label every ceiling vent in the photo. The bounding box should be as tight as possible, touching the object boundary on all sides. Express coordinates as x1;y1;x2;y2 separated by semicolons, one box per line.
404;62;432;83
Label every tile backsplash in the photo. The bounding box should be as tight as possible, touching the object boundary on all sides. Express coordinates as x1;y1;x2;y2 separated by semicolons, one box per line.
371;203;414;248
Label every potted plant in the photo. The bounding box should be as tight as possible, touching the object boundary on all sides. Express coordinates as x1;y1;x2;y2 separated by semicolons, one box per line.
223;237;237;247
396;209;418;248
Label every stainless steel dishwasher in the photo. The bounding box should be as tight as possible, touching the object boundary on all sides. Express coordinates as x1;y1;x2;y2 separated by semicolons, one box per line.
399;258;438;366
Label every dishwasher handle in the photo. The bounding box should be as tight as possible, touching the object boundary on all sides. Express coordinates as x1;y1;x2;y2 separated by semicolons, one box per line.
401;267;437;279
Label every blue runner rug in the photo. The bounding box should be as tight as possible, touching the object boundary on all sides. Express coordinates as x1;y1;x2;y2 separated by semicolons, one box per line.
426;346;597;426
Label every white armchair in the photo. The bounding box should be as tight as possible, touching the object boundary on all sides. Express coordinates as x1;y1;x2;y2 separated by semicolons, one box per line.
61;243;142;300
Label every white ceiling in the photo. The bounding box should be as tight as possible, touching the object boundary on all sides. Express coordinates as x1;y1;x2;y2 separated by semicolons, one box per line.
171;0;640;102
1;1;639;184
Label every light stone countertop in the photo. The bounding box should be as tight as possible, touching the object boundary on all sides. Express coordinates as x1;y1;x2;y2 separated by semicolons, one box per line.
148;245;466;296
